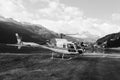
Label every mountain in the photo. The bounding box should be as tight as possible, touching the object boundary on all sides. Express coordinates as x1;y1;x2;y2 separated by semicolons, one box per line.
96;32;120;48
0;16;58;44
80;31;100;42
70;31;100;42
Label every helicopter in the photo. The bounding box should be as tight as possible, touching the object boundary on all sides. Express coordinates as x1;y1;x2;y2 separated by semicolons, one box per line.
6;33;84;59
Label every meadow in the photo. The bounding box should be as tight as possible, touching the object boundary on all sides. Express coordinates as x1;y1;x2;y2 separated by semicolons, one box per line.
0;51;120;80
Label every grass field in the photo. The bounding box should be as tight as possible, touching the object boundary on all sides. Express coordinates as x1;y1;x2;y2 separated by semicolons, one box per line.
0;52;120;80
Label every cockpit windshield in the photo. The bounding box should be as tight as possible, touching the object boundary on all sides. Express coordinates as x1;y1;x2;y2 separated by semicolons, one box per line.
76;45;81;49
67;43;76;52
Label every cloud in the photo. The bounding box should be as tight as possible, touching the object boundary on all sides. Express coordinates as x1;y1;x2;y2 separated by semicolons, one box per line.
112;13;120;21
0;0;24;17
38;0;83;21
0;0;120;37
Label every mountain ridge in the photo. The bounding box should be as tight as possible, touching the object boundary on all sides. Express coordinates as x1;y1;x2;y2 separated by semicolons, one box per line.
96;32;120;48
0;16;58;44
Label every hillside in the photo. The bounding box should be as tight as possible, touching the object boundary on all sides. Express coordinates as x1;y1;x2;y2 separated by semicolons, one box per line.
0;17;58;45
96;32;120;48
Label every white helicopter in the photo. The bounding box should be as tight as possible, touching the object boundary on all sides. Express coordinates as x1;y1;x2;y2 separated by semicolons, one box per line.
6;33;40;49
6;33;84;59
38;33;85;59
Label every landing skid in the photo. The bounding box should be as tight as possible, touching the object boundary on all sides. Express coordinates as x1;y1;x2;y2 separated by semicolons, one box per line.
50;52;82;60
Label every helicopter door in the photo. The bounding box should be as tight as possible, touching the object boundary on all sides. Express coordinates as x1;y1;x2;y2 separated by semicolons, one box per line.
67;44;76;52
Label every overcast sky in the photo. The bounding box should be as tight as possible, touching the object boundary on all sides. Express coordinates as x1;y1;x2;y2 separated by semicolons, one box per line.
0;0;120;37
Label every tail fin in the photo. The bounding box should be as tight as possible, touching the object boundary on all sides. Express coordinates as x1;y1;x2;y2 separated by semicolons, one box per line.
15;33;22;49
